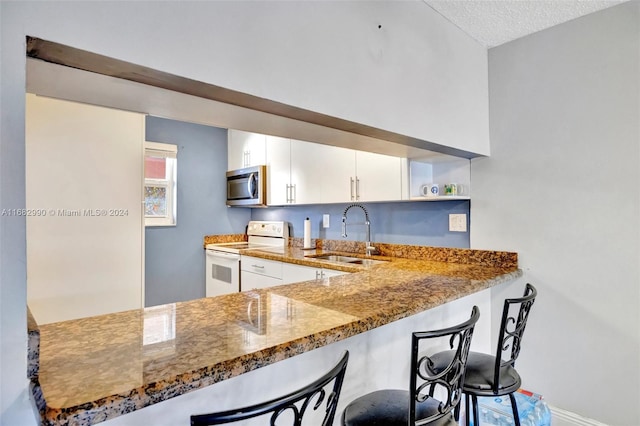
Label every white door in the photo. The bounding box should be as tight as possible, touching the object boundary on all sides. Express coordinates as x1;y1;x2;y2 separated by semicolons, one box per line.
26;94;144;324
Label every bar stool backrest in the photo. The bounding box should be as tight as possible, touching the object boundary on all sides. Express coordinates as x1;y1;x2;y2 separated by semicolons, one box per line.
190;351;349;426
493;283;537;393
409;306;480;425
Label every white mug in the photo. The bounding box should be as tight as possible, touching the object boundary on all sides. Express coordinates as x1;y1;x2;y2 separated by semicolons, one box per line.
420;184;439;197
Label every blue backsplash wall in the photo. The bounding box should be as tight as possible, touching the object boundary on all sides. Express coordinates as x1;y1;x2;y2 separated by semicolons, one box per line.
251;201;470;248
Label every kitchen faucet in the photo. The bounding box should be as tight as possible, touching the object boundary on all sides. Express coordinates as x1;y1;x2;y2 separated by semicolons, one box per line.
341;203;379;256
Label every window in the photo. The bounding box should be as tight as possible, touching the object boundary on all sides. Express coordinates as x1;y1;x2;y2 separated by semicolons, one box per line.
144;141;177;227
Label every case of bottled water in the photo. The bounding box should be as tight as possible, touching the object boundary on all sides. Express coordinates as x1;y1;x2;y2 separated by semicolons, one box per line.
466;389;551;426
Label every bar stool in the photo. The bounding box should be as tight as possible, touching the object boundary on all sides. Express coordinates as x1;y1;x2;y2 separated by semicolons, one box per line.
433;283;537;426
342;306;480;426
190;351;349;425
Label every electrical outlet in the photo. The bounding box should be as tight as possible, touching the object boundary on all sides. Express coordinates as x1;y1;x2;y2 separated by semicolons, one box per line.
323;214;330;228
449;214;467;232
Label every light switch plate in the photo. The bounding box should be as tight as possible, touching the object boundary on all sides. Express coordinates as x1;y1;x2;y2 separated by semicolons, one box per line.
323;214;330;228
449;214;467;232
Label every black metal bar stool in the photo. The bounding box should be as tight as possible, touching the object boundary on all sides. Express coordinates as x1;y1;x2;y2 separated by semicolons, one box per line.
432;283;537;426
190;351;349;425
341;306;480;426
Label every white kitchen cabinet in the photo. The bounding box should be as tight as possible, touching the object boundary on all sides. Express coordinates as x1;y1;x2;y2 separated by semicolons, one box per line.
355;151;404;202
241;256;283;290
266;136;326;205
282;262;347;284
241;257;348;289
317;145;355;204
228;129;266;170
321;149;404;203
265;135;291;205
238;128;465;205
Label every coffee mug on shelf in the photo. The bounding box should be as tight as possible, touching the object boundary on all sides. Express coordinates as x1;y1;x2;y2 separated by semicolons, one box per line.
444;183;460;196
420;184;439;197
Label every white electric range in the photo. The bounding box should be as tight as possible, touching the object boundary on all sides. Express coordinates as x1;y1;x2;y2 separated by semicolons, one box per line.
205;221;289;297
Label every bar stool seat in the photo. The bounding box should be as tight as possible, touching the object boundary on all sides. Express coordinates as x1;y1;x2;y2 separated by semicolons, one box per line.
431;351;521;394
342;389;457;426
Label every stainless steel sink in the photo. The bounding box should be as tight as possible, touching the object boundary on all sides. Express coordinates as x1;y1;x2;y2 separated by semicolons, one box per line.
312;254;387;266
348;258;387;266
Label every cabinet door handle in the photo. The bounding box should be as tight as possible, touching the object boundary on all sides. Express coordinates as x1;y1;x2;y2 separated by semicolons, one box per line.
350;177;355;201
251;264;265;269
356;177;360;200
243;151;250;168
286;184;291;203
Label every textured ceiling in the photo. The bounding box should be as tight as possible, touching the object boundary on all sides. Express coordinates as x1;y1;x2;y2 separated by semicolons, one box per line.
424;0;627;48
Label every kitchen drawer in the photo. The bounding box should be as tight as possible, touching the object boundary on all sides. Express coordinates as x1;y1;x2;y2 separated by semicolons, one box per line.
241;256;282;279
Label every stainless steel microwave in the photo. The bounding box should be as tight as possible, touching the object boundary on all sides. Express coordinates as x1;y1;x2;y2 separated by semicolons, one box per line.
226;165;267;207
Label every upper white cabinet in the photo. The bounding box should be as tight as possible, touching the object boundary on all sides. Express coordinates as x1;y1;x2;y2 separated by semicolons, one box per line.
232;130;466;206
228;129;267;170
354;151;405;202
267;137;334;205
265;135;291;205
321;149;405;203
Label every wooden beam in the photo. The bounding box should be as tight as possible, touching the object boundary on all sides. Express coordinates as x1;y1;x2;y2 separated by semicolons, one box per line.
25;36;479;159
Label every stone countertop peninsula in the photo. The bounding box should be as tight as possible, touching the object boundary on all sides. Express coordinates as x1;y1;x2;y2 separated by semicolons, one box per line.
28;238;521;426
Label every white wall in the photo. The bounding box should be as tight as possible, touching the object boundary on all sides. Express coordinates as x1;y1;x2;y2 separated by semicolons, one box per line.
16;1;489;156
471;2;639;424
26;95;144;324
1;3;488;423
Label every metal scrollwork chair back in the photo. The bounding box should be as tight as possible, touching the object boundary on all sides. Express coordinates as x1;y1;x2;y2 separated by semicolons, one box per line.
432;283;537;426
342;306;480;426
190;351;349;426
409;306;480;425
493;283;537;392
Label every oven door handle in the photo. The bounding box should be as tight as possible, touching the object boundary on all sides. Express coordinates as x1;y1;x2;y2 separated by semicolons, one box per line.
206;250;241;260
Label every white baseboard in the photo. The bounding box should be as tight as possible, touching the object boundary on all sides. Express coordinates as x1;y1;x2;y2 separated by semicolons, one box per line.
549;405;609;426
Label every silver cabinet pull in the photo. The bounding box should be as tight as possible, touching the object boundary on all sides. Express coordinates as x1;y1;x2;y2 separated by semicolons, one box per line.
356;177;360;200
350;177;355;201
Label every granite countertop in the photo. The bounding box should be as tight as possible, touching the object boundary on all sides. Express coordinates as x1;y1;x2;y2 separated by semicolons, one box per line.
29;239;521;426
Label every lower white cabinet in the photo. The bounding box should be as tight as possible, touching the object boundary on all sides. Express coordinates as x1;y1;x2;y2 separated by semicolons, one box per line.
241;256;283;291
241;256;348;290
282;262;347;284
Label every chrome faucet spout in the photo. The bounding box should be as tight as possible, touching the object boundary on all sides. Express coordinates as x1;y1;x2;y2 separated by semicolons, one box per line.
342;204;378;256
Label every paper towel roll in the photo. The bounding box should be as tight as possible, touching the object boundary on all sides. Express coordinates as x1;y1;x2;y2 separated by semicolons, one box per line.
303;217;312;249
